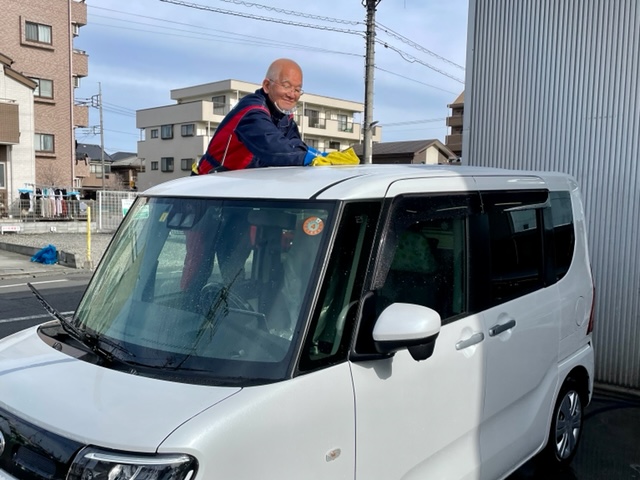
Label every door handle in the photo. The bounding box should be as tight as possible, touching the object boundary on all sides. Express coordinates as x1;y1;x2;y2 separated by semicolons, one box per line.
456;332;485;350
489;319;516;337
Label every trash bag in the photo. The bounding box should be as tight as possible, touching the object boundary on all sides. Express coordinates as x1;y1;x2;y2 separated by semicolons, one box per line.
31;244;58;265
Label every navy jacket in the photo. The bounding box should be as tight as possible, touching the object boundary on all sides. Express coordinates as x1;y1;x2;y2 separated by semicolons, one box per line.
194;89;310;173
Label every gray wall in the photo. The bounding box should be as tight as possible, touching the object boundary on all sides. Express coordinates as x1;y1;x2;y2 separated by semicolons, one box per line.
464;0;640;388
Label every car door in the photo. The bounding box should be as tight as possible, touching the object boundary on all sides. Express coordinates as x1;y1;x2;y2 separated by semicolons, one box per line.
349;182;488;480
474;183;562;479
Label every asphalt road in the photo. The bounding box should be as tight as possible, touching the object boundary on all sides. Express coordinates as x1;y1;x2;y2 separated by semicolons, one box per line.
0;271;91;338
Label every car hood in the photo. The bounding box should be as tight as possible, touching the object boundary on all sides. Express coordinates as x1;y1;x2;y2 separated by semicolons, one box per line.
0;327;240;452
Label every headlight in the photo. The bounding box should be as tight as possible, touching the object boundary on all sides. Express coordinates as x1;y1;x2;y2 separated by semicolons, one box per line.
67;446;198;480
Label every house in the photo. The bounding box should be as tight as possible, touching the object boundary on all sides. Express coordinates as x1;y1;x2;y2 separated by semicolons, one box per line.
352;139;457;165
0;52;36;215
75;143;118;191
136;79;382;190
110;151;144;190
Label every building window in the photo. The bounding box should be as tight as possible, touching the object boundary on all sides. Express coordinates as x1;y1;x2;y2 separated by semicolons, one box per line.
161;157;174;172
151;161;158;170
306;138;319;148
212;95;226;115
0;163;5;188
181;124;195;137
35;133;54;152
150;129;158;139
329;141;340;150
305;108;324;128
337;114;352;132
161;125;173;139
25;21;52;44
90;163;111;178
30;78;53;99
181;158;193;171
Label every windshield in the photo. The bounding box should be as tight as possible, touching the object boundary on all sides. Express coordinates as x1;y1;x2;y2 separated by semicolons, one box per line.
73;197;334;385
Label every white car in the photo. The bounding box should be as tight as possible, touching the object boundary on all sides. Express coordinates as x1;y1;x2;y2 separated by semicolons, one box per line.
0;164;594;480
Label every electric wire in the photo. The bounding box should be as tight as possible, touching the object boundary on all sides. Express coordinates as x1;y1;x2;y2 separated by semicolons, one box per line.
158;0;364;36
375;66;459;95
377;40;464;84
88;19;362;58
376;21;464;71
208;0;361;25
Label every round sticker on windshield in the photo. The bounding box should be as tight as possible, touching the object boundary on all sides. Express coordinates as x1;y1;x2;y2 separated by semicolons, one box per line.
302;216;324;236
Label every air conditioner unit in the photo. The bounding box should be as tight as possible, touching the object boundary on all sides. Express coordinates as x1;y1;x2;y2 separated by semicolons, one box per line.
72;23;79;36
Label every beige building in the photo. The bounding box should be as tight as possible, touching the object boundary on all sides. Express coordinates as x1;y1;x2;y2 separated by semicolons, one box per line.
136;79;381;190
0;0;89;204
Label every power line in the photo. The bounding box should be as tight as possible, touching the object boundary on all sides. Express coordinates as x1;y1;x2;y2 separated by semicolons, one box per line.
381;117;445;127
375;66;459;95
377;40;465;84
376;21;464;71
209;0;361;25
158;0;364;36
88;19;362;58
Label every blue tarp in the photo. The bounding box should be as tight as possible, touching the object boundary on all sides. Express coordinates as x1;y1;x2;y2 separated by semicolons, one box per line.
31;244;58;265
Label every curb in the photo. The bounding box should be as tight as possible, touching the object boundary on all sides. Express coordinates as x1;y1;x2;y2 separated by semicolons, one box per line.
0;242;78;269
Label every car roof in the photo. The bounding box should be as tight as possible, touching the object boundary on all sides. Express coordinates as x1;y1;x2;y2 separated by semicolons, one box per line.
142;164;572;201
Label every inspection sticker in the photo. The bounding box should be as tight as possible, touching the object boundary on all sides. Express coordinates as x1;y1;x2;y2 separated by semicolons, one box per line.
302;216;324;236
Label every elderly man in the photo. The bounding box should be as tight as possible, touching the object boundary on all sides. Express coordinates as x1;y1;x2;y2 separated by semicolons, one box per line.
193;58;324;174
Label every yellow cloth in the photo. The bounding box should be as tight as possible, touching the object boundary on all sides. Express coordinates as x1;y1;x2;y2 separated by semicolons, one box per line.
312;147;360;166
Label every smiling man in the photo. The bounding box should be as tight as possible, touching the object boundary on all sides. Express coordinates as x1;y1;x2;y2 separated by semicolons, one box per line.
193;58;326;173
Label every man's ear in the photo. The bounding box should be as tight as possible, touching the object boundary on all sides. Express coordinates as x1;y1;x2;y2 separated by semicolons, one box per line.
262;78;271;93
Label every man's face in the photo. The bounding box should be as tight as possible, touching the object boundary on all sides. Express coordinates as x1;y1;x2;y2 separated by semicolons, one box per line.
263;65;303;112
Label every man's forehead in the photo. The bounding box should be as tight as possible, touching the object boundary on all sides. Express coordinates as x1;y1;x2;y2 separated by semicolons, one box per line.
278;68;302;85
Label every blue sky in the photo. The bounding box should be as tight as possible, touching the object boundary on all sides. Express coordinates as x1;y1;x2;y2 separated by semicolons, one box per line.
74;0;468;154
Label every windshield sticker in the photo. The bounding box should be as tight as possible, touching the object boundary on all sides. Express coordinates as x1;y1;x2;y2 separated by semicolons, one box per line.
134;204;149;219
302;216;324;236
159;211;169;222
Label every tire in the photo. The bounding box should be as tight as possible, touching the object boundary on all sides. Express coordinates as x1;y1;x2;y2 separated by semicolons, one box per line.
540;381;585;468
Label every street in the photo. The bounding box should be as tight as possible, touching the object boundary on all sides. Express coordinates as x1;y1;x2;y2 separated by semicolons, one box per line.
0;269;639;479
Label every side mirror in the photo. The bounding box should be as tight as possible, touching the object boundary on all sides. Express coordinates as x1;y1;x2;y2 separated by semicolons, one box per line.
372;303;441;361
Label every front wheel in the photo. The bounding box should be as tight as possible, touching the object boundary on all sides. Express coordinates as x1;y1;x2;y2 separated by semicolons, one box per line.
540;381;584;468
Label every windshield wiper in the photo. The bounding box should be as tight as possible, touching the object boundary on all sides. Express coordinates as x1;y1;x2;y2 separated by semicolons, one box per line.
27;282;135;363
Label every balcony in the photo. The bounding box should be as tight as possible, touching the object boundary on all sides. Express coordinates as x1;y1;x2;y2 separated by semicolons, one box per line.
71;0;88;26
0;102;19;144
73;49;88;78
445;133;463;152
446;116;463;127
74;104;89;127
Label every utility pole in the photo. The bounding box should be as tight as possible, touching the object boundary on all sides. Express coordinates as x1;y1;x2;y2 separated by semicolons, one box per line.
98;82;105;190
362;0;380;164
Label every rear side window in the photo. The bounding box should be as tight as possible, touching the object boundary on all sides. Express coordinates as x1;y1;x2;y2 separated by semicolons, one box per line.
550;191;575;280
482;190;547;305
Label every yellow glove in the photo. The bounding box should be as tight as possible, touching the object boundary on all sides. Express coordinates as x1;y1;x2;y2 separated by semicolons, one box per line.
312;147;361;166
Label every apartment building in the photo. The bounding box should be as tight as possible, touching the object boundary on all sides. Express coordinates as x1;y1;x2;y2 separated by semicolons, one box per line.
446;91;463;159
0;0;89;209
136;79;380;190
